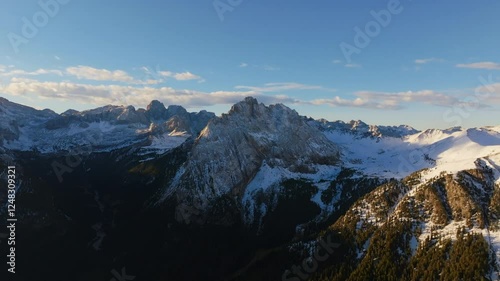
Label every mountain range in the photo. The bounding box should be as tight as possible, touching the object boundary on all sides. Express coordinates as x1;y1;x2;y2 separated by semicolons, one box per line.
1;96;499;281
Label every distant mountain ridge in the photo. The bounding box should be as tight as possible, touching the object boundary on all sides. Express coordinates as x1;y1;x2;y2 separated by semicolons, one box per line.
310;118;420;138
0;97;215;155
0;95;425;156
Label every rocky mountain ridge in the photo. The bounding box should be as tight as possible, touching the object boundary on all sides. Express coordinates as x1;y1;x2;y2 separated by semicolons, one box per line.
0;97;215;156
161;97;341;224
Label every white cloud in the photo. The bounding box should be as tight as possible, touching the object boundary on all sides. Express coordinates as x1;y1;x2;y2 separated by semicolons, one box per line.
476;82;500;94
173;72;202;81
156;70;204;81
354;90;496;109
0;78;295;108
66;65;169;85
54;55;61;61
332;59;342;64
66;65;136;83
0;68;63;77
310;96;400;109
355;90;460;107
414;58;443;64
236;63;280;71
235;82;334;93
344;63;361;68
5;65;497;112
456;62;500;70
309;89;497;110
474;83;500;104
2;65;204;85
157;71;172;77
0;65;15;74
263;65;280;71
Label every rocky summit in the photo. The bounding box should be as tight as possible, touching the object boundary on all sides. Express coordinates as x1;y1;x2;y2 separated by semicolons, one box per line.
164;97;341;224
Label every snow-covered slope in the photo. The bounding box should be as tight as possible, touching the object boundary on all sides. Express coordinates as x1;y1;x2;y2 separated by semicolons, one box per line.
292;152;500;280
321;125;500;180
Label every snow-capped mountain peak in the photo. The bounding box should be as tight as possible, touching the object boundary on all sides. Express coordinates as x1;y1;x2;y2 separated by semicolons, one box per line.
162;97;341;224
0;97;215;156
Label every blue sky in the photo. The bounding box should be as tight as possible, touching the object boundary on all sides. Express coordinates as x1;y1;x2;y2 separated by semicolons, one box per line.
1;0;500;129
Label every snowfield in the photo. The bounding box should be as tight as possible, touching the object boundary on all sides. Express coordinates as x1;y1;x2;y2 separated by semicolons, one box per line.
324;126;500;180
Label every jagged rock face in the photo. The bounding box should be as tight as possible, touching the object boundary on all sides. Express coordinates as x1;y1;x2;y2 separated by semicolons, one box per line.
46;105;150;129
46;101;213;134
146;101;216;135
0;97;57;143
189;110;216;134
165;115;190;133
148;122;169;135
164;105;216;135
146;100;168;120
65;105;150;125
166;105;188;119
116;105;149;124
312;118;420;138
169;97;341;224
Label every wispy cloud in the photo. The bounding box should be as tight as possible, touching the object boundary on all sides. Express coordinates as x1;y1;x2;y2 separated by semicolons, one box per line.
0;64;11;72
414;58;443;64
237;63;280;71
0;64;202;86
310;97;400;109
263;65;280;71
173;72;203;81
66;65;137;83
476;82;500;94
0;68;63;77
332;60;361;68
141;67;203;83
66;65;205;84
475;82;500;105
235;82;335;93
344;63;361;68
1;65;205;85
356;90;459;107
310;89;494;110
456;62;500;70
